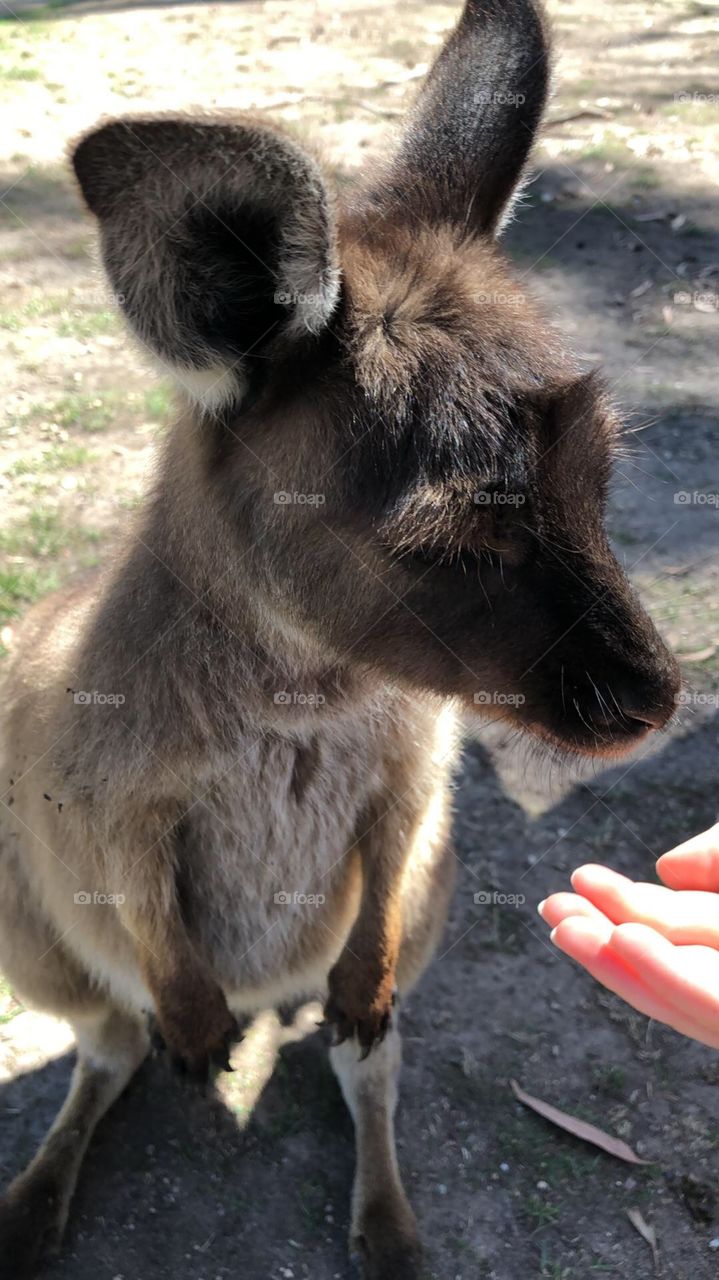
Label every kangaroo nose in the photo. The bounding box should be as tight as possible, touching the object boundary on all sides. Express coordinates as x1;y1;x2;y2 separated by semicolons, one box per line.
609;676;676;733
620;704;669;732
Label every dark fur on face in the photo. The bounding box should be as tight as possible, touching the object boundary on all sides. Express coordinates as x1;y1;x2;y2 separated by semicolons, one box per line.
70;0;679;759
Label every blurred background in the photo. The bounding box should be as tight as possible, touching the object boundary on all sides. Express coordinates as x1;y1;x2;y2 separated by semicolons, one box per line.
0;2;718;1278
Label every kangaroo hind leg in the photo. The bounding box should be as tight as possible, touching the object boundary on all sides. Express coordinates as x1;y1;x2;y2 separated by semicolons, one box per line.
330;1015;423;1280
0;1006;148;1280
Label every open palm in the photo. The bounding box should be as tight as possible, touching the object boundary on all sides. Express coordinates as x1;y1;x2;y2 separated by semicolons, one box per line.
539;824;719;1050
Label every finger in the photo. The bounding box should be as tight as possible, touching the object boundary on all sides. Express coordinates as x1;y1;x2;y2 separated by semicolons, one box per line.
570;864;719;946
550;917;683;1025
538;892;608;929
656;822;719;891
609;923;719;1023
551;918;719;1052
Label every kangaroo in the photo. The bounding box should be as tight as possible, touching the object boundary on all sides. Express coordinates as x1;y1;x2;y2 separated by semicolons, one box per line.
0;1;680;1277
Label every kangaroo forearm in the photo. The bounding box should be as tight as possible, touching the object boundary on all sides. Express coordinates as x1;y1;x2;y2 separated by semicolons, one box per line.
113;833;236;1071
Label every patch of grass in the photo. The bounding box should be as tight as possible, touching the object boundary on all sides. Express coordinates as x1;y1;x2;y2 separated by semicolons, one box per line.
539;1249;571;1280
295;1174;331;1232
0;65;40;82
0;977;23;1025
0;295;68;330
0;565;59;623
0;509;100;558
611;529;641;547
56;309;119;339
593;1064;627;1099
447;1237;492;1272
143;384;174;423
632;167;661;191
0;509;101;629
62;236;93;261
575;142;659;189
0;296;119;340
526;1194;562;1236
577;139;635;164
385;38;420;63
8;443;95;477
117;493;144;512
53;392;117;433
659;96;719;126
8;392;117;434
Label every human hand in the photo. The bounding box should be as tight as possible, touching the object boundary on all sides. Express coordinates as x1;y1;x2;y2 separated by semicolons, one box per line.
538;823;719;1050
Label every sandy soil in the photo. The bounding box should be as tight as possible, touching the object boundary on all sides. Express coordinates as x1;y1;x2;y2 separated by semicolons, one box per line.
1;1;718;1277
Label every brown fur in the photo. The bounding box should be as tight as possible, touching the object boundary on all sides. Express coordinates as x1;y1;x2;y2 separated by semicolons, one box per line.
0;2;679;1276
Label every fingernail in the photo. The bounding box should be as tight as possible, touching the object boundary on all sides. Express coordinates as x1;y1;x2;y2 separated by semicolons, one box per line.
549;927;559;944
537;899;547;917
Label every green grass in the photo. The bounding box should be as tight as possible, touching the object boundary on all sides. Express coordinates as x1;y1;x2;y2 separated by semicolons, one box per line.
0;509;100;558
53;392;117;432
8;443;95;477
0;299;119;340
593;1064;627;1099
575;142;659;190
526;1194;562;1236
5;391;118;435
659;97;719;126
0;564;59;624
0;510;101;631
0;296;70;330
0;977;23;1025
0;65;40;82
143;384;174;423
57;309;119;340
539;1250;572;1280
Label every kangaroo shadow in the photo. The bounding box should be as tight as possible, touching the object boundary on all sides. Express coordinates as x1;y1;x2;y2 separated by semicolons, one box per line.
0;1005;355;1277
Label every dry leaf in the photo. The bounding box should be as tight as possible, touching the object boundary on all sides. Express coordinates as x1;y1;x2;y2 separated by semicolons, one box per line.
510;1080;650;1165
678;644;717;664
627;1207;659;1269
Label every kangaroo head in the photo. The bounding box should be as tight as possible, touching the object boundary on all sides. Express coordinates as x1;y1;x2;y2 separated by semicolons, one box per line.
71;0;680;757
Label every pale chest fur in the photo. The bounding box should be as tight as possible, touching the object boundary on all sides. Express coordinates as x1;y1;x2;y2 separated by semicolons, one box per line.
177;722;382;995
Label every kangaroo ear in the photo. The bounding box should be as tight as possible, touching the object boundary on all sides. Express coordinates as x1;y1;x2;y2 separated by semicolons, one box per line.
72;115;339;410
377;0;550;238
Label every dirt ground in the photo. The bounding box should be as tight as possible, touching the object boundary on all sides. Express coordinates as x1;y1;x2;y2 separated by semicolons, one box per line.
1;0;718;1277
